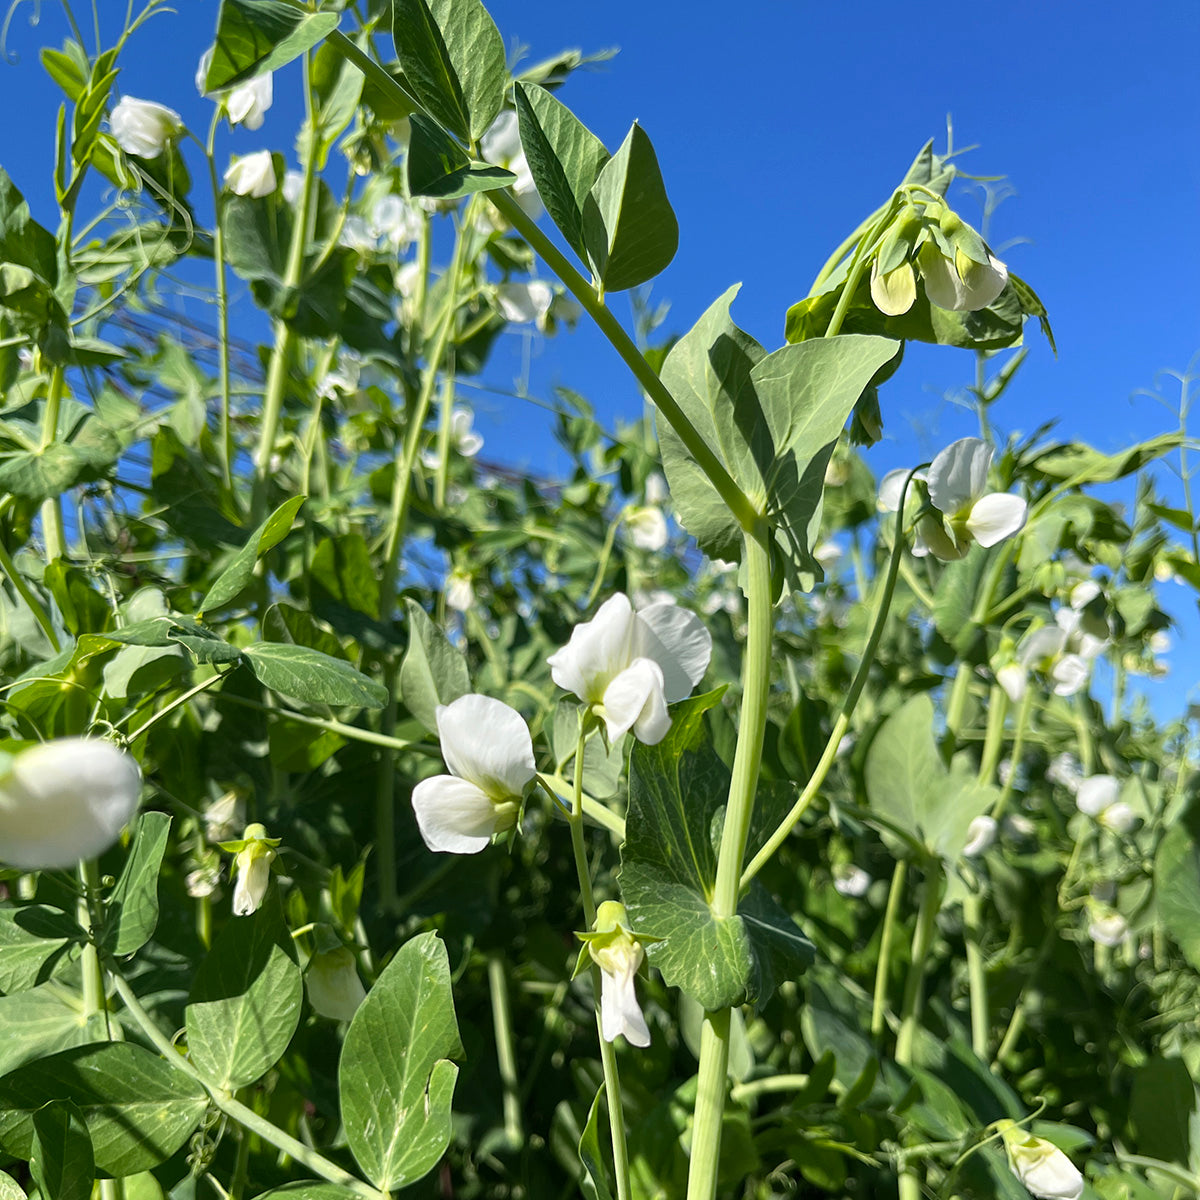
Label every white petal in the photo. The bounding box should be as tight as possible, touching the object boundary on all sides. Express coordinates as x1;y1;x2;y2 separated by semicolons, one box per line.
436;695;535;800
480;109;522;165
411;775;501;854
917;242;966;310
0;739;142;869
196;48;214;95
1017;626;1067;669
963;815;997;857
603;659;670;745
869;259;916;316
956;251;1009;312
877;468;912;513
633;603;711;702
927;438;993;515
600;965;651;1047
996;663;1027;704
1100;801;1136;834
1051;654;1090;696
497;280;553;326
1070;580;1102;610
1007;1135;1084;1200
1076;774;1119;817
1087;912;1128;949
966;492;1027;547
547;594;636;703
626;507;669;551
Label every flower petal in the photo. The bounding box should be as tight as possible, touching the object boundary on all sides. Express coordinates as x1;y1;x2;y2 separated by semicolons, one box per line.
927;438;993;515
0;738;142;869
869;259;916;316
996;663;1027;704
600;964;651;1047
966;491;1027;547
1076;774;1119;817
548;594;636;702
411;774;502;854
633;603;711;702
917;242;965;310
436;695;535;800
956;251;1009;312
1017;626;1067;669
603;659;670;745
1051;654;1090;696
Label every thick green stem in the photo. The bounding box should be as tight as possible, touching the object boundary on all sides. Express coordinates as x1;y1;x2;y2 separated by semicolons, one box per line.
110;971;382;1199
487;952;524;1149
964;890;988;1059
686;532;771;1200
569;725;632;1200
871;859;908;1037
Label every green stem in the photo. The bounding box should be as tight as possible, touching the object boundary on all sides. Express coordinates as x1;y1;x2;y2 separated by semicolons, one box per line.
374;683;400;913
251;58;317;525
976;685;1008;783
539;774;626;840
433;365;455;510
994;689;1033;818
109;971;382;1199
686;532;771;1200
964;890;988;1059
487;952;524;1149
79;859;109;1031
204;113;235;494
871;858;908;1037
485;189;760;538
568;725;632;1200
741;468;915;888
729;1073;810;1104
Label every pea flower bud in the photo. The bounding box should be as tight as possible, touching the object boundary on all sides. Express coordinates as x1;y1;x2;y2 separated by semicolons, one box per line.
225;823;279;916
224;151;278;198
0;738;141;869
306;947;367;1021
579;901;651;1047
110;97;183;160
996;1122;1084;1200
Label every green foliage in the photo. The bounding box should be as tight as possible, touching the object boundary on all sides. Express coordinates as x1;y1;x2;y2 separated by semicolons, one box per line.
398;597;469;731
101;812;171;955
205;0;340;91
339;932;461;1190
29;1102;93;1200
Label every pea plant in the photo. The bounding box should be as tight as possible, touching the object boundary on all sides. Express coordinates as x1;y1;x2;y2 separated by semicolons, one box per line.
0;2;1197;1200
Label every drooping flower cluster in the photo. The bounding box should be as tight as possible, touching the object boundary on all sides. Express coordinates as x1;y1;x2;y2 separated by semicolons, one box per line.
879;438;1027;562
0;738;142;869
548;593;712;745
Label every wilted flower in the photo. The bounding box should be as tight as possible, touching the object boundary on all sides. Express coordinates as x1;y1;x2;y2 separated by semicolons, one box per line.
833;864;871;897
963;815;998;857
548;593;712;745
224;151;277;198
228;823;279;916
625;506;669;551
997;1122;1084;1200
0;738;142;869
306;947;367;1021
580;901;650;1047
110;97;183;159
196;49;273;130
411;695;535;854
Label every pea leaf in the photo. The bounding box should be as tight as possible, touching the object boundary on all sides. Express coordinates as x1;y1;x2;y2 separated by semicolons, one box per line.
199;495;305;615
340;932;461;1190
30;1102;93;1200
407;112;516;199
398;598;469;732
101;812;171;956
242;642;388;709
205;0;339;91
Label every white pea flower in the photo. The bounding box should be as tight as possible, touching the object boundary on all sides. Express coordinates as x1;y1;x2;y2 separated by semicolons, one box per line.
370;194;422;252
185;866;220;899
813;540;843;571
1088;908;1128;948
963;815;998;857
496;280;554;329
204;790;244;844
833;864;871;897
996;662;1027;705
1099;801;1137;834
230;824;278;916
411;695;535;854
479;110;542;220
1075;774;1119;818
869;257;917;316
916;240;1009;313
196;49;273;130
110;96;183;159
306;947;367;1021
645;473;669;505
625;506;669;552
445;569;474;613
420;406;484;470
580;901;650;1047
1018;627;1090;698
224;150;277;198
1047;753;1083;794
918;438;1027;560
282;169;304;205
997;1122;1084;1200
0;738;142;869
1003;813;1036;839
548;593;712;746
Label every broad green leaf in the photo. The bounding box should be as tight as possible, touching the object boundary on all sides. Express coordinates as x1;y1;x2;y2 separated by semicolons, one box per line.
658;286;897;588
406;112;515;198
205;0;339;91
340;931;462;1190
0;1042;207;1177
1128;1057;1194;1165
398;598;469;732
30;1102;93;1200
582;123;677;293
200;495;305;614
390;0;506;143
185;892;303;1090
242;642;388;709
931;547;988;655
514;83;609;262
41;44;89;102
0;986;106;1076
310;532;381;620
620;692;813;1010
0;904;82;992
1155;798;1200;972
1033;432;1183;484
101;812;171;956
579;1086;614;1200
252;1187;363;1200
0;1170;25;1199
864;694;998;863
1007;271;1056;353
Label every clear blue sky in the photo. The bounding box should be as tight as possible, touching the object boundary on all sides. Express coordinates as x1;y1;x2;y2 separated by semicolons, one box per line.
1;1;1198;702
